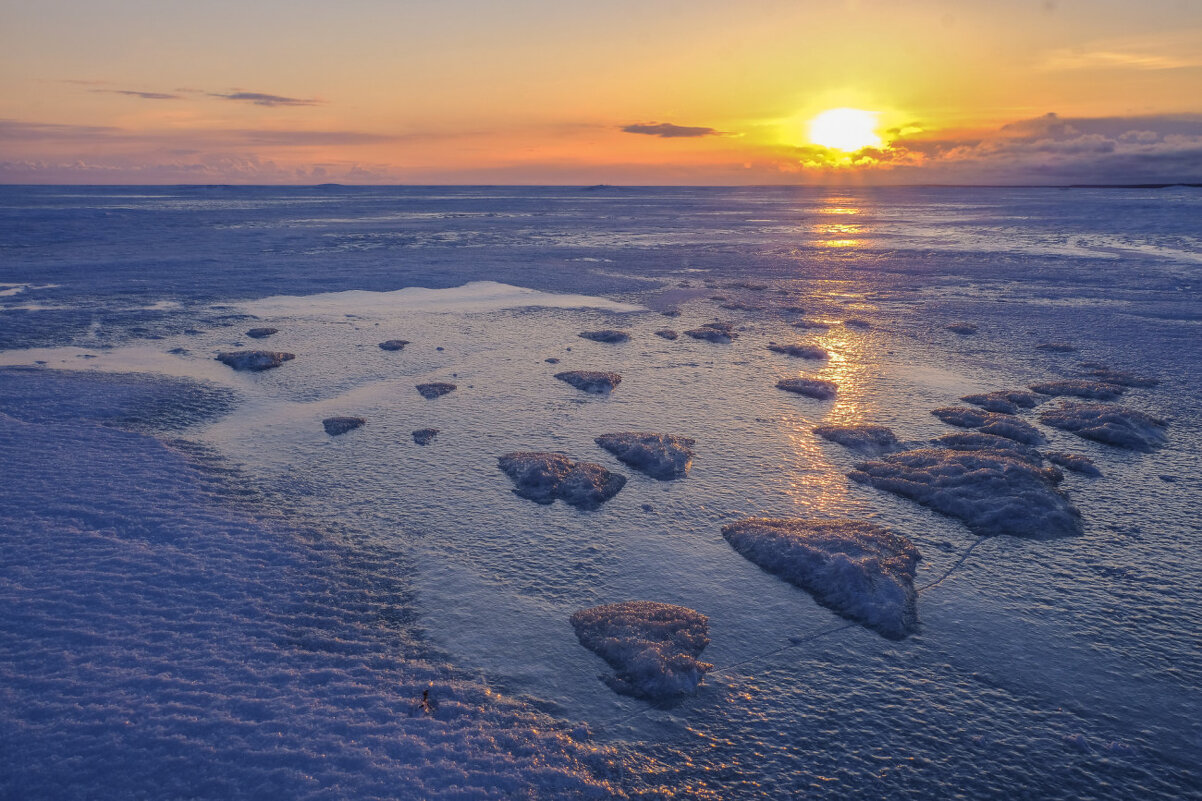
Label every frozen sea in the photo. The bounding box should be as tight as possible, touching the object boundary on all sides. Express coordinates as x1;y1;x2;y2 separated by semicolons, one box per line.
1;185;1200;799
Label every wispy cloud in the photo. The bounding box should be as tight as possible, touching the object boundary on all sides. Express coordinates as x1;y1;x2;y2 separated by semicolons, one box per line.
95;89;182;100
621;122;723;138
1041;49;1200;71
211;92;321;107
0;118;394;147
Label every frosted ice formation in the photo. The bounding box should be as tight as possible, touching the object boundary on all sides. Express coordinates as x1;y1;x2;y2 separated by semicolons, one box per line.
1035;342;1078;352
654;329;678;340
1039;402;1168;451
1030;380;1126;401
415;382;457;399
412;428;439;445
322;416;365;436
245;327;279;339
578;330;630;343
497;452;626;508
1046;451;1102;476
850;449;1082;538
931;432;1045;466
215;350;295;371
378;339;410;351
767;343;829;360
595;432;695;480
813;425;901;454
776;377;838;400
945;322;978;335
570;601;711;700
554;370;621;394
684;322;737;343
960;390;1041;415
721;518;921;639
931;407;1044;444
1082;367;1160;388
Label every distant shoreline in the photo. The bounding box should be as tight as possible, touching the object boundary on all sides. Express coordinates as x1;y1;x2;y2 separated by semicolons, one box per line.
1;183;1200;190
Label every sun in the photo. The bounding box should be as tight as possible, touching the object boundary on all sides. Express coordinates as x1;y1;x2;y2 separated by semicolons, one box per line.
808;108;882;152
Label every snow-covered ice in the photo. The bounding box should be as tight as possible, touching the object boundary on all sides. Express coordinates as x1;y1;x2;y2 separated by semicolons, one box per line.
776;377;838;400
215;350;295;371
721;518;921;639
813;424;902;454
960;390;1041;414
1030;380;1127;400
931;406;1045;444
1039;402;1168;450
767;343;829;359
578;329;630;343
570;602;712;701
323;415;365;435
594;432;695;480
554;370;622;394
415;381;457;399
497;452;627;508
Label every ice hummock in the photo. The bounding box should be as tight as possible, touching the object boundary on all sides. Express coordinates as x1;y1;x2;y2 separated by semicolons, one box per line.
497;452;627;508
849;449;1082;538
594;432;695;480
930;406;1045;444
1039;402;1168;451
767;343;829;360
960;390;1041;415
578;329;630;343
776;377;838;400
1046;451;1102;477
322;416;365;436
215;350;294;371
570;602;712;701
1030;380;1126;401
721;518;921;639
813;424;902;455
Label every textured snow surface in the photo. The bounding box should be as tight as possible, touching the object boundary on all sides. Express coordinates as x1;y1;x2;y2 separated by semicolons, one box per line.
850;449;1082;538
594;432;696;480
570;602;712;700
722;518;921;639
1040;402;1168;451
0;377;617;800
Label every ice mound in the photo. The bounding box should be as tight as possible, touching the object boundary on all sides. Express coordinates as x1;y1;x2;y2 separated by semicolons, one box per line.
570;602;711;700
1030;380;1126;401
579;329;630;343
931;432;1047;467
791;319;830;330
776;377;838;400
415;382;457;399
322;416;365;436
1036;342;1078;353
945;322;978;335
849;449;1082;538
595;432;695;480
844;318;871;329
654;329;678;340
960;390;1041;415
813;424;901;455
215;350;295;371
1039;402;1168;451
767;343;829;360
497;452;626;509
245;327;278;339
554;370;621;394
931;406;1044;444
378;339;410;351
1046;451;1102;477
684;322;737;343
1082;367;1160;388
721;518;921;639
412;428;439;445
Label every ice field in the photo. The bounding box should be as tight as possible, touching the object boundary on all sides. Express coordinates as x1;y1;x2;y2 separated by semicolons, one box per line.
1;185;1200;798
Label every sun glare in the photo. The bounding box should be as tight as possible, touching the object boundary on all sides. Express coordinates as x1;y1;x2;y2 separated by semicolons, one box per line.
808;108;882;152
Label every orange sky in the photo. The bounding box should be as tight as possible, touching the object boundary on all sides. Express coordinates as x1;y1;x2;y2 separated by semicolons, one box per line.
2;0;1200;184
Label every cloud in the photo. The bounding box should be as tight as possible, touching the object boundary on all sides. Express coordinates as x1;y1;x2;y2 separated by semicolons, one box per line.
621;122;722;138
0;119;392;147
211;92;321;107
96;89;182;100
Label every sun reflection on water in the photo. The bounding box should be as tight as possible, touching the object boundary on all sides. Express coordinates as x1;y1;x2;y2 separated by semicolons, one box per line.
811;198;871;249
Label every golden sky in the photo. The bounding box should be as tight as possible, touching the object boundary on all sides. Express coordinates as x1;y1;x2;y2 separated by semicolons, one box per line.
2;0;1200;184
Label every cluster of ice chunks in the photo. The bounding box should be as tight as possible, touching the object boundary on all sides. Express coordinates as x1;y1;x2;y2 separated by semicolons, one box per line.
767;343;828;360
215;351;295;371
497;452;626;509
322;416;365;436
1039;402;1168;451
849;449;1082;539
554;370;621;394
776;377;838;400
570;602;712;701
930;406;1045;445
960;390;1041;415
594;433;695;480
415;382;457;399
813;424;901;455
578;329;630;343
721;518;921;640
1030;380;1126;401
